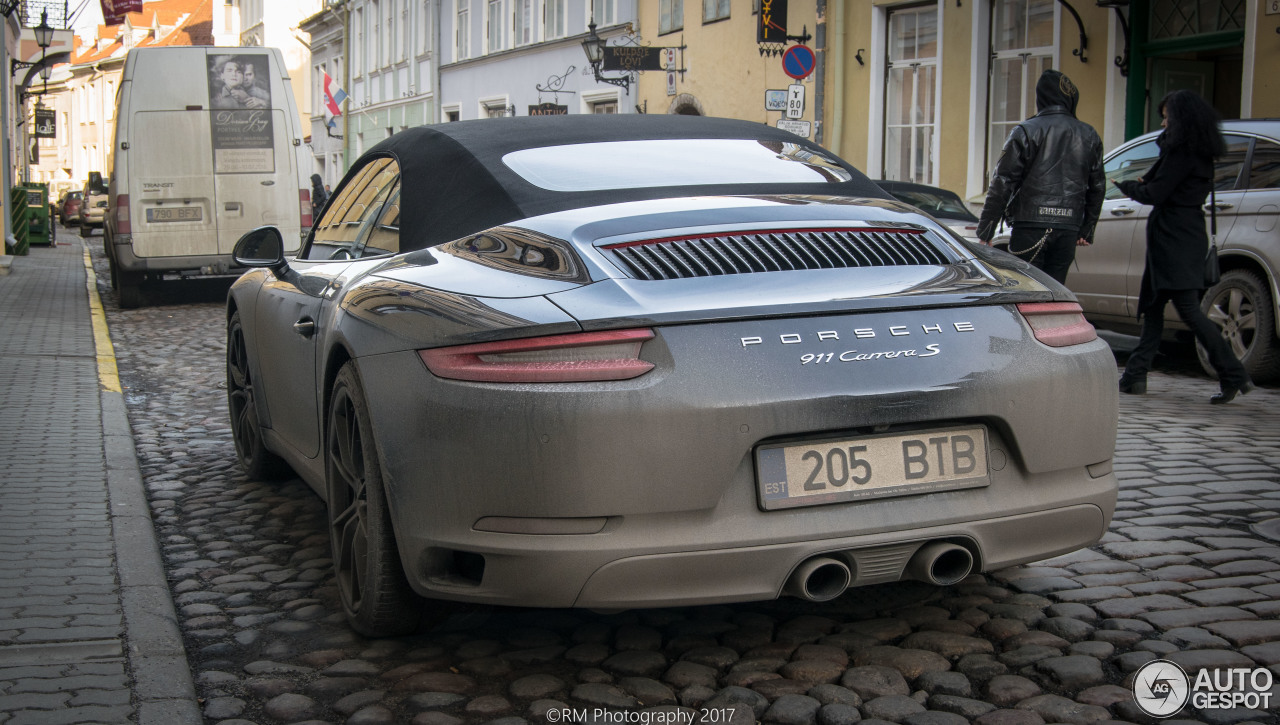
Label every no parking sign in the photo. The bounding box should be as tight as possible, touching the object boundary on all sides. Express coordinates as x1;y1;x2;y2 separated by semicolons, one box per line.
782;45;815;80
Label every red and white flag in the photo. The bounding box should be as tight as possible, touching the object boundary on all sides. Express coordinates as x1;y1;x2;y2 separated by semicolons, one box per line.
323;71;348;130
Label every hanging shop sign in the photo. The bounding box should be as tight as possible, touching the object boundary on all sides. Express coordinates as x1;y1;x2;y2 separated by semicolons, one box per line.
758;0;789;43
34;108;56;138
101;0;143;26
602;46;667;72
528;103;569;116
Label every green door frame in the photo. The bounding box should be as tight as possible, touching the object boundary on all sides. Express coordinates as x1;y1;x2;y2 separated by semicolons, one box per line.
1123;0;1244;140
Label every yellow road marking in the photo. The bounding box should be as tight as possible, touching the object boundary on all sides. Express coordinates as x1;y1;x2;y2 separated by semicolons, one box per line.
83;244;123;393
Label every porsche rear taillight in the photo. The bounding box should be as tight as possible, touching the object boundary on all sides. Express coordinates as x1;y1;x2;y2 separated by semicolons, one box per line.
419;329;655;382
115;195;130;234
300;189;312;228
1017;302;1097;347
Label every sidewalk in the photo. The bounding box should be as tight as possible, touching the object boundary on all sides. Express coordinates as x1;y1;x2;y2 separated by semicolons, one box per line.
0;236;199;724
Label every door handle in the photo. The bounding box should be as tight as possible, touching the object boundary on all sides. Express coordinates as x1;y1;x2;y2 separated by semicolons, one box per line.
1205;202;1234;211
293;318;316;338
1110;207;1135;216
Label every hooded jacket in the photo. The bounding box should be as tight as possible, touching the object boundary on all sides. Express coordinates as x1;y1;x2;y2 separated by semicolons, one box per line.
977;70;1105;242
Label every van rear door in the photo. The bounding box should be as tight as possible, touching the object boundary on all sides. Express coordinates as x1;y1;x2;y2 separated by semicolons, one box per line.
129;111;218;258
213;107;300;254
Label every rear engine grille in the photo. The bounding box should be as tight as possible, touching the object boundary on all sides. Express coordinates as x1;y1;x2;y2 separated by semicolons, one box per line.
603;227;953;281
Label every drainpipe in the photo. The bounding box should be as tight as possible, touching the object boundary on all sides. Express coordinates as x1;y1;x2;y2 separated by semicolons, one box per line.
814;0;826;145
828;0;844;156
2;14;14;248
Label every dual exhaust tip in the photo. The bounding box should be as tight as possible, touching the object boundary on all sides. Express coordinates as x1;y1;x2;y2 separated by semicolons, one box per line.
785;541;975;602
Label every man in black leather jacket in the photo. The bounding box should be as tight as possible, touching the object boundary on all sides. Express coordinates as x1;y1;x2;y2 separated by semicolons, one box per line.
976;69;1104;284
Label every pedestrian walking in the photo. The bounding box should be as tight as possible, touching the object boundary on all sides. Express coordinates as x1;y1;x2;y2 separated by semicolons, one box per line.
1113;89;1252;404
976;69;1105;284
311;173;328;220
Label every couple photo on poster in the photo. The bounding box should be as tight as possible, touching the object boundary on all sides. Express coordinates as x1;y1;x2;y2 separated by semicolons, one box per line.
207;54;276;174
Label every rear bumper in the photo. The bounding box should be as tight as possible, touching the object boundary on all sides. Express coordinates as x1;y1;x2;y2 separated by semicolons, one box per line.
350;303;1119;608
110;239;241;278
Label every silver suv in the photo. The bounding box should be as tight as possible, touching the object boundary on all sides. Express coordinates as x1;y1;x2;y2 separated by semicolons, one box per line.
1072;119;1280;383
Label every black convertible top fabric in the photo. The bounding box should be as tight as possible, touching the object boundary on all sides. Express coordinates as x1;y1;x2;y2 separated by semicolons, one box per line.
351;115;889;250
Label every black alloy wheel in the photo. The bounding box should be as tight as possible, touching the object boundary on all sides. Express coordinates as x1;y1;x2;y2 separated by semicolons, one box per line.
326;362;422;637
226;311;290;479
1199;269;1280;384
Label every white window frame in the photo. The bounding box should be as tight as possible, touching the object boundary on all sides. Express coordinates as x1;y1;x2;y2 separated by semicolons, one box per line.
514;0;535;46
487;0;507;53
660;0;683;34
418;0;433;56
582;88;620;114
983;0;1060;188
703;0;729;23
880;2;943;186
353;7;364;76
479;94;512;118
443;101;462;122
545;0;568;39
456;0;471;60
587;0;616;25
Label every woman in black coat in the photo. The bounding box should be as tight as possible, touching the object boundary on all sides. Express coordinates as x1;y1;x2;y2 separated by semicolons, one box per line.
1114;90;1251;403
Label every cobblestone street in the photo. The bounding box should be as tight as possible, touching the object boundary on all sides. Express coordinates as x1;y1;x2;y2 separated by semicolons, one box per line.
86;238;1280;725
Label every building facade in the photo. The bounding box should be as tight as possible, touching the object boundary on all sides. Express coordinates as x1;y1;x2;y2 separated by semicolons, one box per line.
236;0;324;132
630;0;820;130
45;1;214;200
824;0;1279;204
436;0;639;124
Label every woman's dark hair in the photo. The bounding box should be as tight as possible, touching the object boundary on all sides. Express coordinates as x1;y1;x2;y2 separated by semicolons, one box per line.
1158;90;1226;158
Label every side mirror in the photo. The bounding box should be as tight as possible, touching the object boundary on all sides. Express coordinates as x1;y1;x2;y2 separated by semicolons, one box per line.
233;226;287;270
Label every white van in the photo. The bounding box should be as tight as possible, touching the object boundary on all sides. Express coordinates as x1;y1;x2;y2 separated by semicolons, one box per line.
105;47;311;307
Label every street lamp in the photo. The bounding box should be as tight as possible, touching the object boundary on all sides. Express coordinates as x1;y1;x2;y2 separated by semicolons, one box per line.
580;20;630;92
33;10;53;49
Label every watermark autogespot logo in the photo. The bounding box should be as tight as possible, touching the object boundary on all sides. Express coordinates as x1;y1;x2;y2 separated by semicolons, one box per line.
1133;659;1275;718
1134;660;1191;717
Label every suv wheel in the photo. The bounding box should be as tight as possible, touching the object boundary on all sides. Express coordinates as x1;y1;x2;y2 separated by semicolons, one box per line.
1199;268;1280;384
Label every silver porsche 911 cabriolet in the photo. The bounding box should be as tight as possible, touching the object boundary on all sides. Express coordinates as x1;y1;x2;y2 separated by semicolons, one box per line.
227;115;1118;636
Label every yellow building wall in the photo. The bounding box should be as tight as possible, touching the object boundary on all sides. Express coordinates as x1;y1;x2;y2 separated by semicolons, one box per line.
633;1;818;132
1251;3;1280;117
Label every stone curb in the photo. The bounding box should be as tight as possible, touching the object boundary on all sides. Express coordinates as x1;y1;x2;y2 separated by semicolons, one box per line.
96;289;202;723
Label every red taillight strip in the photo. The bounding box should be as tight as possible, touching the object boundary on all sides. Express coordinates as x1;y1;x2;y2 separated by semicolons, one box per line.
115;195;131;234
300;189;313;228
601;227;925;250
1016;302;1098;347
419;329;655;383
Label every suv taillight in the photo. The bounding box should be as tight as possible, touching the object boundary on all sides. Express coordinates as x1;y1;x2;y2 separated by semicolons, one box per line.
115;195;130;234
300;189;312;228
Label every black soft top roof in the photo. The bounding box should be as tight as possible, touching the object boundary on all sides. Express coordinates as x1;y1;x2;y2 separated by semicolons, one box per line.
355;114;890;250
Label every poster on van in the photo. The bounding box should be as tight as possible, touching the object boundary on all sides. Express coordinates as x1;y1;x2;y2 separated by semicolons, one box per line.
208;54;276;174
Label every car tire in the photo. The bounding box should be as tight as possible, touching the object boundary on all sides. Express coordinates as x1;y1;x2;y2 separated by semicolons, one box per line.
327;362;423;637
1198;268;1280;384
117;277;145;309
226;311;292;479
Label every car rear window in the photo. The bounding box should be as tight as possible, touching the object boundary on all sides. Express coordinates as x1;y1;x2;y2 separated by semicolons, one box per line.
502;139;852;191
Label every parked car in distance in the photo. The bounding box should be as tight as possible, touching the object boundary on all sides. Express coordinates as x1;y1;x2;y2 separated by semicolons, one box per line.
57;190;83;225
1071;119;1280;383
79;173;108;237
875;180;982;243
227;115;1118;637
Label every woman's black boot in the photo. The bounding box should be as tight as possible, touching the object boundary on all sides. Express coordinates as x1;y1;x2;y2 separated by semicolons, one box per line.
1210;378;1254;404
1118;373;1147;395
